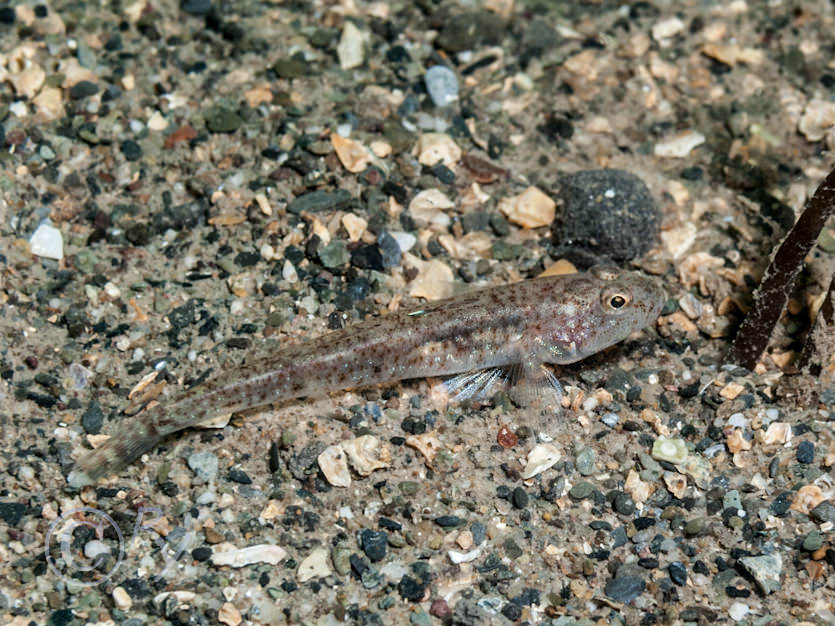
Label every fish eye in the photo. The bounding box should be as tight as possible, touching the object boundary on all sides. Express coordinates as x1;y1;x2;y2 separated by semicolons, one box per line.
601;287;632;311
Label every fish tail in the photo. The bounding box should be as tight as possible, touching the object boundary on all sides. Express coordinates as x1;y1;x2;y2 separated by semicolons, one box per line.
69;395;211;485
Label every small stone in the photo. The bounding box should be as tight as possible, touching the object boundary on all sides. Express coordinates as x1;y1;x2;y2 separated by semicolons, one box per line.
763;422;792;445
684;517;706;536
511;487;529;509
297;546;332;582
112;586;132;610
651;16;684;40
341;435;390;476
29;222;64;260
69;80;98;99
273;57;309;79
337;21;365;70
738;553;782;594
288;189;353;214
435;10;506;53
604;575;645;603
796;440;815;464
81;400;104;434
359;529;388;562
121;139;142;161
403;254;454;301
424;65;458;107
668;561;687;586
569;481;595;500
430;599;451;618
318;240;350;269
651;436;688;464
188;451;219;482
398;575;426;602
802;530;823;552
575;447;596;476
434;515;465;528
613;492;636;516
728;602;750;621
498;186;556;229
377;231;402;269
205;106;243;133
810;501;835;523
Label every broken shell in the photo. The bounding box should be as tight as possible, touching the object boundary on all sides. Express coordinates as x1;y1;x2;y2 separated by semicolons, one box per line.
521;443;561;479
662;471;687;499
341;435;391;476
625;469;651;504
318;444;351;488
415;133;462;167
297;546;332;582
405;431;442;465
762;422;792;445
211;543;288;567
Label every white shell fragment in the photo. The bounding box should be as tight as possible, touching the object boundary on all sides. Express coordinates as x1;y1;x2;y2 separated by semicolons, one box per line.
653;130;705;158
318;445;351;487
498;186;556;229
341;435;391;476
763;422;792;445
405;431;442;465
29;222;64;260
651;16;684;41
337;21;365;70
798;98;835;142
297;547;333;582
331;133;372;173
521;443;561;479
415;133;462;167
211;544;288;568
448;547;481;564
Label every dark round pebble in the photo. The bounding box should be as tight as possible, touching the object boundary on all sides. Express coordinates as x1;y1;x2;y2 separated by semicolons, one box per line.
613;492;636;515
121;139;142;161
604;575;645;603
511;486;529;509
669;561;687;586
501;603;523;620
434;515;464;527
796;440;815;464
70;80;99;99
811;501;835;523
359;529;388;562
191;546;212;562
227;468;252;484
771;492;791;516
553;169;661;267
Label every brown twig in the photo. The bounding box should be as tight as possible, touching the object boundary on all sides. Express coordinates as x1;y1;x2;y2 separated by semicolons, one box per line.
798;272;835;375
729;166;835;370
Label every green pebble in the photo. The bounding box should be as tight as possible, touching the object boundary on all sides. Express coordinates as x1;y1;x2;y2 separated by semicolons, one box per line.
317;240;350;269
78;129;100;144
575;447;596;476
569;481;595;500
273;57;310;79
684;517;705;536
206;106;243;133
802;530;823;552
73;249;97;274
331;546;351;576
723;489;742;511
503;537;523;560
491;241;525;261
410;610;431;626
399;481;419;496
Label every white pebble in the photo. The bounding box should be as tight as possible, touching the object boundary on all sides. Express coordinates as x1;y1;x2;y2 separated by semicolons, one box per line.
728;602;750;621
29;222;64;260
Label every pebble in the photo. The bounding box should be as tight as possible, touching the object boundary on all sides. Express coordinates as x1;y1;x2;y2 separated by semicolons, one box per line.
188;451;219;482
810;501;835;523
520;443;561;479
331;133;372;173
415;133;461;168
737;553;782;594
424;65;459;107
796;440;815;464
613;492;636;516
337;21;365;70
668;561;687;586
498;186;556;229
81;400;104;434
29;222;64;260
798;98;835;141
359;529;388;562
554;169;660;266
652;436;688;465
802;530;823;552
318;240;350;269
435;10;506;53
205;106;243;133
398;575;426;601
569;481;595;500
604;575;645;603
511;487;529;509
575;447;596;476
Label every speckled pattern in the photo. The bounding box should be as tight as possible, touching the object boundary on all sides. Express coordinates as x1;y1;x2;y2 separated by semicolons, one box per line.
72;266;664;483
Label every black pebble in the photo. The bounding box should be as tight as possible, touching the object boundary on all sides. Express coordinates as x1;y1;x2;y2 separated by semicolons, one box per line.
796;440;815;464
121;139;142;161
227;468;252;484
434;515;464;528
81;400;104;434
771;492;791;516
359;529;388;562
191;546;212;561
511;487;529;509
668;561;687;586
604;575;645;603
